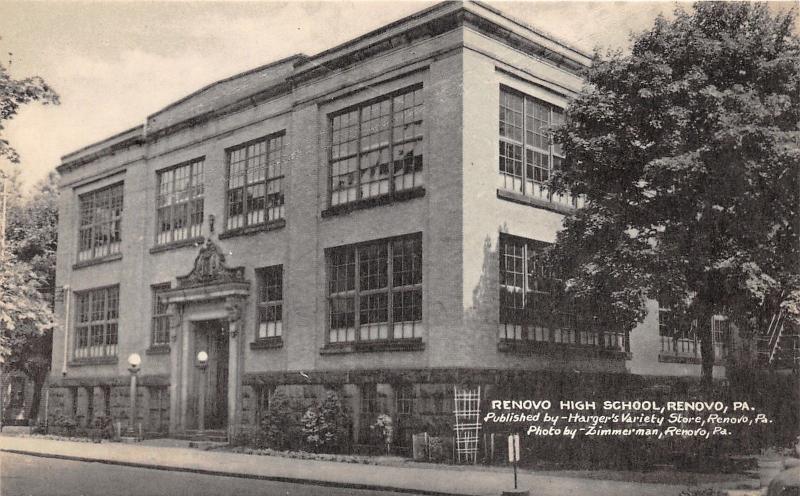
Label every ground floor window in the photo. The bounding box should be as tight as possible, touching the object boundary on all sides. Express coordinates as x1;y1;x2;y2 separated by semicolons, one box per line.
358;383;378;443
327;234;422;343
498;233;625;350
148;386;169;432
151;283;171;347
396;384;414;416
102;386;111;417
659;305;730;360
70;387;79;417
256;385;275;422
74;286;119;359
256;266;283;339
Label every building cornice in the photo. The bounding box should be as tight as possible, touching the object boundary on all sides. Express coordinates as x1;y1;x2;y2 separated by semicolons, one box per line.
57;1;590;176
57;126;144;175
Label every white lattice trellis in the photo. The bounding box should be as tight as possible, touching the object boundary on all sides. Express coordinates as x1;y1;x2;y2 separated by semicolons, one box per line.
453;385;481;464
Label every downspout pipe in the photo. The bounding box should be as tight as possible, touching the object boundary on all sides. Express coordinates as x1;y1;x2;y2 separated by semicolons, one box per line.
62;285;70;376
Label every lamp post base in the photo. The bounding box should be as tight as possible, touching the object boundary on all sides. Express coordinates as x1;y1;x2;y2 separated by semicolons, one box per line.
502;490;529;496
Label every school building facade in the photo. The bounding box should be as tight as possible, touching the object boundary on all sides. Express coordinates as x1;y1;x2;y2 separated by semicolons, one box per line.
47;1;730;444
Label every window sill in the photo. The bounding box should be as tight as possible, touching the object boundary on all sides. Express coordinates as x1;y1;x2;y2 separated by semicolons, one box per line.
321;338;425;354
498;339;631;360
657;353;724;366
72;253;122;270
67;356;119;367
149;237;204;254
146;345;171;355
496;189;576;215
250;337;283;350
219;218;286;240
321;187;425;218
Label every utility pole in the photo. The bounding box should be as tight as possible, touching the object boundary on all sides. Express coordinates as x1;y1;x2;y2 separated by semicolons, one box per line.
0;169;5;430
0;168;7;256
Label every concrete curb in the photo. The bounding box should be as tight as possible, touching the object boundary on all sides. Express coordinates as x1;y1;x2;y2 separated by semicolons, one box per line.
1;448;471;496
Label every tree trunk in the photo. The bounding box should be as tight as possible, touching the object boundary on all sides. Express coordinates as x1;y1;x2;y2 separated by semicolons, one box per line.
28;377;44;422
699;317;715;392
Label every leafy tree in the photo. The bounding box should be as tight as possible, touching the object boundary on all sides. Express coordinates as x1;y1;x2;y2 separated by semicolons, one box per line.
0;253;54;418
550;3;799;387
0;50;59;421
2;171;58;420
6;170;58;290
1;60;60;164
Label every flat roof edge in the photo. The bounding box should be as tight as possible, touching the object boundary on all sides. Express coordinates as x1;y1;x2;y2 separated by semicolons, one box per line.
149;53;307;120
60;125;144;165
470;1;593;60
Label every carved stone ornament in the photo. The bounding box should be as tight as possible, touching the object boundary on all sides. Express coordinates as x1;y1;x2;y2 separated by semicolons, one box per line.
225;297;243;338
167;303;183;343
176;240;246;289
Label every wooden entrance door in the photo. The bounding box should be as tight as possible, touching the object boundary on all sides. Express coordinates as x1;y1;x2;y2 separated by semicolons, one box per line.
195;320;229;430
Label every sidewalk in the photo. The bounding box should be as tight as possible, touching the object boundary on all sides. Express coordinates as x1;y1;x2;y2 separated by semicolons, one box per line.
0;435;747;496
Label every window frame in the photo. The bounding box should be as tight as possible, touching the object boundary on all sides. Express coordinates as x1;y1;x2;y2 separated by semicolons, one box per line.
498;233;625;350
256;384;276;423
255;265;283;340
395;384;415;416
77;183;124;262
498;233;562;341
155;157;205;245
498;86;581;208
150;283;171;348
74;285;120;359
328;84;424;208
658;305;729;360
326;233;423;345
224;132;287;232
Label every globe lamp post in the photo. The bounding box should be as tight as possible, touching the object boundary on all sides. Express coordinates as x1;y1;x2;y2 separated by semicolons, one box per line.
127;353;141;435
196;351;208;432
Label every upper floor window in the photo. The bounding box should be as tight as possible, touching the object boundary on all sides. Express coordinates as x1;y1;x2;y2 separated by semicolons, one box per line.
327;234;422;344
78;183;123;262
74;286;119;359
498;88;583;209
151;283;171;347
329;86;423;207
226;133;286;231
498;234;625;351
156;158;204;244
256;265;283;339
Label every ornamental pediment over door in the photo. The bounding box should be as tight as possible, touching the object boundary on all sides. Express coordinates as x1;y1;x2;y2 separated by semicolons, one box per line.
176;240;246;289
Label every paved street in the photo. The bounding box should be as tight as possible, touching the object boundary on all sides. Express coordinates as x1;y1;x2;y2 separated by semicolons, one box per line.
0;435;751;496
0;451;422;496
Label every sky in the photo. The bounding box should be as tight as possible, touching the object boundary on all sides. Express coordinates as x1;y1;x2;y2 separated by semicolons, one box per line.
0;1;795;190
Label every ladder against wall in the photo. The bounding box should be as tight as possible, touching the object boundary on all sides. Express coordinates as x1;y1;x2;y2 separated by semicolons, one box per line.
757;309;800;369
453;385;481;464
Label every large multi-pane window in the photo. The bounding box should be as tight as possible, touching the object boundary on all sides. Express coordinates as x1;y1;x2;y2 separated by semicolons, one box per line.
498;234;624;350
74;286;119;359
78;184;123;262
256;265;283;339
498;87;582;209
329;86;424;207
151;283;171;347
226;133;286;230
327;234;422;343
156;158;204;244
